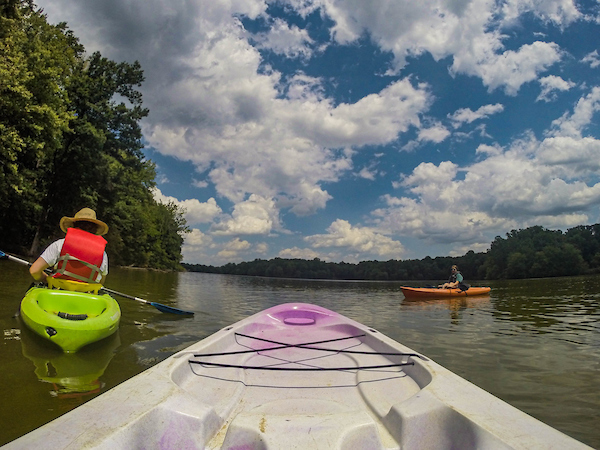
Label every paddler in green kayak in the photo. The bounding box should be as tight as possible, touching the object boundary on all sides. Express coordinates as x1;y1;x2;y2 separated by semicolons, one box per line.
29;208;110;287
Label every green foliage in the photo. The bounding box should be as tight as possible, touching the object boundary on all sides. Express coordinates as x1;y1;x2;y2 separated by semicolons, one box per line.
0;1;186;270
0;2;76;246
184;252;488;281
483;226;587;279
184;224;598;281
565;224;600;270
106;199;188;270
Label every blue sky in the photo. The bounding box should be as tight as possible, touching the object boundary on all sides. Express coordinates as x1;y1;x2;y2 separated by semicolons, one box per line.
37;0;600;265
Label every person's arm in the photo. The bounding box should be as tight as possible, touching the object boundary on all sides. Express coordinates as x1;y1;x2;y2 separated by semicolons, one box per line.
29;257;50;283
30;239;62;283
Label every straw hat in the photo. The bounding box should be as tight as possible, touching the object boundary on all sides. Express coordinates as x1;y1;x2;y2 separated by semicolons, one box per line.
60;208;109;236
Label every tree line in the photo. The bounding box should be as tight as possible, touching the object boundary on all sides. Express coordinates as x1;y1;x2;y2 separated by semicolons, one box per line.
1;1;188;270
184;224;600;280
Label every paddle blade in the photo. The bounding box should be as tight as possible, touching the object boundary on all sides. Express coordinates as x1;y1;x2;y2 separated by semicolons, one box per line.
150;302;194;315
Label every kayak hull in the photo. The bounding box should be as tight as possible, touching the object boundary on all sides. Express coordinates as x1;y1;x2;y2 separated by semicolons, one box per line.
20;287;121;353
7;302;588;449
401;286;491;298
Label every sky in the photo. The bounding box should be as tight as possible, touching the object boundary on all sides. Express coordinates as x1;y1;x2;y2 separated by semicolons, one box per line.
35;0;600;266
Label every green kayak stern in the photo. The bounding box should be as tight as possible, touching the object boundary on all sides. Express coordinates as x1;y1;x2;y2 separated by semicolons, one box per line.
20;287;121;353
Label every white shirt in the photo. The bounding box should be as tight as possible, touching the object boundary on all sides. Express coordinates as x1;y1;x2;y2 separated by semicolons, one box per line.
40;239;109;282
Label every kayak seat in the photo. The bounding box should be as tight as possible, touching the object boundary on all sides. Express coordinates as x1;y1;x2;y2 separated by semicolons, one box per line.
35;289;112;318
47;277;102;294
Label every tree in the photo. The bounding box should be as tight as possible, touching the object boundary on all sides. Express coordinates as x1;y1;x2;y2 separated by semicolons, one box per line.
506;252;531;279
566;225;600;270
183;223;597;281
0;2;187;270
31;51;151;256
0;2;77;249
484;226;586;279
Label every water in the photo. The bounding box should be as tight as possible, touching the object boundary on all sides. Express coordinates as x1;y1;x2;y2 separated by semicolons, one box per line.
1;261;599;448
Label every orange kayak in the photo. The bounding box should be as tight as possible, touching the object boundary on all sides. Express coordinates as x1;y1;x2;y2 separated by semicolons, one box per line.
401;286;491;298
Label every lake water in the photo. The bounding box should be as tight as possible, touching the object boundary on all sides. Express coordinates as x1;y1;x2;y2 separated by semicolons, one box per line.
1;261;599;448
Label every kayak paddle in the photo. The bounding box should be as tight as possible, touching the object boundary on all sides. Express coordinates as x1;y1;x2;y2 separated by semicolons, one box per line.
99;287;194;315
0;250;33;266
0;250;194;316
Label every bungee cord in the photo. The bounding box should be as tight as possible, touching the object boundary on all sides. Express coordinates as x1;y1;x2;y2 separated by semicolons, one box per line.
188;332;423;377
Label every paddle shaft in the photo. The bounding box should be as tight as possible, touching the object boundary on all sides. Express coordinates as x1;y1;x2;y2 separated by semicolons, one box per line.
100;286;150;304
0;250;194;315
0;251;36;269
99;287;194;315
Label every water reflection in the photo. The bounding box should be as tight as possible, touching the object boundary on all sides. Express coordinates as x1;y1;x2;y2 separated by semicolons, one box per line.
20;325;120;403
402;296;491;324
490;278;600;346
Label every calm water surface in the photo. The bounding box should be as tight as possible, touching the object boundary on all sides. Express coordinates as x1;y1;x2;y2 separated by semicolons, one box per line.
1;261;599;447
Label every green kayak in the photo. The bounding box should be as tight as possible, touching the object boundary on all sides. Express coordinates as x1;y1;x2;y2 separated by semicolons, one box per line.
20;286;121;353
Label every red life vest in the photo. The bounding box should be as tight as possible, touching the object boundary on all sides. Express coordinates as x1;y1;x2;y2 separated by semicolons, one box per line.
52;227;107;283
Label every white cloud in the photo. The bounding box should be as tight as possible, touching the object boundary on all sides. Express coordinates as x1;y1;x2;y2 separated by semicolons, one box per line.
537;75;576;102
449;104;505;128
418;123;450;143
582;50;600;68
181;228;214;264
211;194;282;235
374;194;508;246
254;242;269;254
375;89;600;249
156;173;169;184
216;237;252;260
449;242;491;257
305;219;405;258
476;143;504;156
549;87;600;137
464;42;562;95
500;0;581;26
152;188;222;226
183;232;269;265
278;247;320;259
36;0;597;265
285;73;326;102
291;79;430;147
146;76;429;219
537;136;600;176
358;166;377;180
318;0;568;93
185;228;210;247
192;179;209;188
251;18;314;59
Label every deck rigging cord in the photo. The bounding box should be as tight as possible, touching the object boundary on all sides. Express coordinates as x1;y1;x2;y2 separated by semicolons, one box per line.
189;332;424;374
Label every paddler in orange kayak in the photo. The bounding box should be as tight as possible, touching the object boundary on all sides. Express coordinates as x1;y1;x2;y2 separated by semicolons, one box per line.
438;264;466;289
